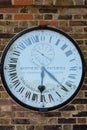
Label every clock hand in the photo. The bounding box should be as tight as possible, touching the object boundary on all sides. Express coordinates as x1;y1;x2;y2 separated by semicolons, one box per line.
38;67;45;93
43;67;68;92
36;50;51;61
41;66;45;85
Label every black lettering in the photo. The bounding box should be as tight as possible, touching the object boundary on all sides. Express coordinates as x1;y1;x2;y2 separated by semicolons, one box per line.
55;39;60;45
40;95;46;102
65;50;72;57
17;42;26;50
13;50;20;56
32;93;38;102
10;58;18;63
31;35;39;43
48;94;54;102
25;91;31;100
18;87;25;93
56;91;61;97
61;44;68;50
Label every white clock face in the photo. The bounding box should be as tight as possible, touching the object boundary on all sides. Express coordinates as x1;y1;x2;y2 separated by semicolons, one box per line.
1;26;85;112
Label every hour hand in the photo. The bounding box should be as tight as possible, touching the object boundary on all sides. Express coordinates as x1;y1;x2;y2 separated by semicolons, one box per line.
38;67;45;93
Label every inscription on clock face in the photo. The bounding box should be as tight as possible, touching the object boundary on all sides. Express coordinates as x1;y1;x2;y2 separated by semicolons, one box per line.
1;26;85;112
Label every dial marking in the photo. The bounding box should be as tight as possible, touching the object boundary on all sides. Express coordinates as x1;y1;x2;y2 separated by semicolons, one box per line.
48;94;54;102
55;39;60;45
9;58;18;63
65;81;73;87
40;94;46;102
30;35;39;43
25;91;31;100
17;42;26;51
68;74;76;79
61;44;68;50
56;91;61;97
17;86;25;93
12;50;20;56
32;93;38;102
65;50;73;57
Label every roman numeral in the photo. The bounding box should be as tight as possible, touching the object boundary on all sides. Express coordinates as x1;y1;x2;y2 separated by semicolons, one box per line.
65;50;72;57
17;86;25;93
9;72;17;80
56;91;61;97
13;79;21;88
17;42;26;51
61;44;68;50
40;95;46;102
25;91;31;100
32;93;38;102
13;51;20;56
48;94;54;102
68;74;76;79
65;81;73;87
30;35;39;43
55;39;60;45
9;64;16;72
10;58;18;63
70;66;77;71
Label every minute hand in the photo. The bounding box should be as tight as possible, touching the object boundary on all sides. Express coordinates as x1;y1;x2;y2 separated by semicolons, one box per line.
43;67;68;92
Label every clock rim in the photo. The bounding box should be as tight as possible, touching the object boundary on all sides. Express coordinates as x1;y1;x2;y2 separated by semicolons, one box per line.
0;25;85;112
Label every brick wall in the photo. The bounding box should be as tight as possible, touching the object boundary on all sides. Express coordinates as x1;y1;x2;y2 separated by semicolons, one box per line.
0;0;87;130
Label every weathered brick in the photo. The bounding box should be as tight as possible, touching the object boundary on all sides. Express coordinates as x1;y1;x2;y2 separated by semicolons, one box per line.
12;119;30;124
0;0;12;7
63;125;72;130
44;14;52;20
13;0;33;5
20;7;28;13
0;8;18;13
73;111;87;117
14;14;33;20
34;0;43;5
0;119;10;124
58;118;76;124
0;14;3;19
85;0;87;5
70;21;87;26
0;99;14;105
40;21;58;26
35;125;43;130
73;125;87;130
44;125;62;130
0;126;15;130
71;34;87;40
55;0;74;6
16;125;25;130
74;0;84;5
72;99;87;104
44;112;61;117
77;118;86;123
59;105;75;111
39;8;57;13
26;125;34;130
76;104;85;111
58;15;72;20
0;33;14;38
5;14;12;20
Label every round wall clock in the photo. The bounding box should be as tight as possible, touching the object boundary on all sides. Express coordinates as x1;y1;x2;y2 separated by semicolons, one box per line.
1;25;85;112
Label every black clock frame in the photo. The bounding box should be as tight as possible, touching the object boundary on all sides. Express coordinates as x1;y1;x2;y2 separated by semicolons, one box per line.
0;25;85;112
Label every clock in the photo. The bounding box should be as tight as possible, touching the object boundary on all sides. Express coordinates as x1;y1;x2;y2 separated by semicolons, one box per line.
1;25;85;112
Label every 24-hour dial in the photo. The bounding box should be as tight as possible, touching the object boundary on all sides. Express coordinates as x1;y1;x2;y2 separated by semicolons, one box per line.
1;26;85;112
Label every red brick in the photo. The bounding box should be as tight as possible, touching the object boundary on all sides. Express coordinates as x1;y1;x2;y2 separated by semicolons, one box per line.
14;14;33;20
40;21;58;26
0;8;18;13
13;0;33;5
